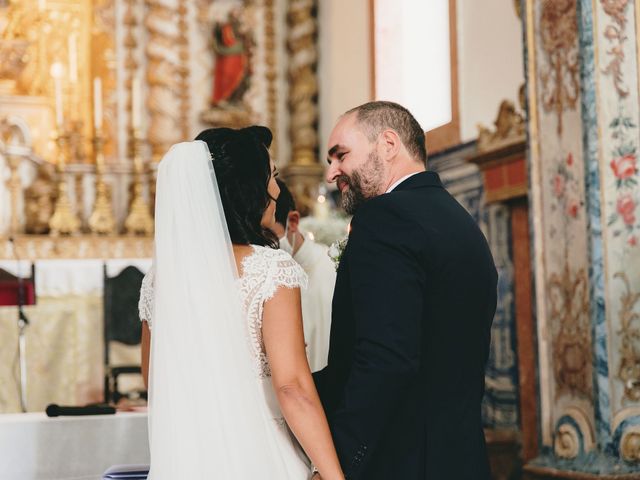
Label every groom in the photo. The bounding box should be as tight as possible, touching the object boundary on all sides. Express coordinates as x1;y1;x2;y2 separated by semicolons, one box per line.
313;101;497;479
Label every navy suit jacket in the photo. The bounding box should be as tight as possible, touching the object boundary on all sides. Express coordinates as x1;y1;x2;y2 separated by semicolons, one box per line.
314;172;497;479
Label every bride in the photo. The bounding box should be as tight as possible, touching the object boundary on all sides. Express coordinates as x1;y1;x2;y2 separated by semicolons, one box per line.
138;127;343;479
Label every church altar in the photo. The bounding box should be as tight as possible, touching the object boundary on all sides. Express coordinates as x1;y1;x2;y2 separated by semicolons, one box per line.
0;252;152;413
0;411;149;480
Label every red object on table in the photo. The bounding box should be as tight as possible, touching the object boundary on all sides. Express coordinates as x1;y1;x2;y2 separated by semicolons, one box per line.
0;275;36;307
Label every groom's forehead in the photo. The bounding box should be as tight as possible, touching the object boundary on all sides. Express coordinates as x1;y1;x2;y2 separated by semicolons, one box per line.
328;116;364;149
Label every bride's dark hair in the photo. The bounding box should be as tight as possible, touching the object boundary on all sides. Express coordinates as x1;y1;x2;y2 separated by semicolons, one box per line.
195;126;279;248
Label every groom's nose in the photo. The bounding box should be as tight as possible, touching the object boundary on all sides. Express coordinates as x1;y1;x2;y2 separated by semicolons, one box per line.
326;161;340;183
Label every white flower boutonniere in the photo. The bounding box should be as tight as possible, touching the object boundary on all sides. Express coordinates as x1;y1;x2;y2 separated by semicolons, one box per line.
328;236;348;271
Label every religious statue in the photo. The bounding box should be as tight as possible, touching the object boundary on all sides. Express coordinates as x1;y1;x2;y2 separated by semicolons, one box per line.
210;8;251;107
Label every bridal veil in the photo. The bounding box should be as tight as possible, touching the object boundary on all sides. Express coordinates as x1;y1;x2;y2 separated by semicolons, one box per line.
148;141;291;479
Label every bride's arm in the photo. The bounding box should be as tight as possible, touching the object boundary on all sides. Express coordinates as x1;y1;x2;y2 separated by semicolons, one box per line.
262;286;344;480
141;322;151;389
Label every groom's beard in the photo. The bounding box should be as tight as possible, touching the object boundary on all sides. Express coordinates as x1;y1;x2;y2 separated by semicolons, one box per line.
339;150;384;215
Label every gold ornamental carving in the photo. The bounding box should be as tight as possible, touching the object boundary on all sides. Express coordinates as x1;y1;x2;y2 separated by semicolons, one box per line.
614;272;640;403
283;0;322;217
548;264;592;398
539;0;579;135
24;163;57;235
177;0;190;140
144;0;182;161
265;0;278;160
0;235;153;260
287;0;319;166
477;100;526;153
600;0;631;98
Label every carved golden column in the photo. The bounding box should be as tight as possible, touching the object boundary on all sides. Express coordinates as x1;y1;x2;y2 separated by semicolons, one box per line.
177;0;190;140
265;0;278;161
124;0;140;143
49;133;81;235
282;0;323;216
144;0;182;161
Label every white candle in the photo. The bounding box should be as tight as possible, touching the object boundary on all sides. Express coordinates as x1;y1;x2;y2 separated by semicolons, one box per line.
131;77;141;130
93;77;102;131
68;35;78;84
54;76;63;128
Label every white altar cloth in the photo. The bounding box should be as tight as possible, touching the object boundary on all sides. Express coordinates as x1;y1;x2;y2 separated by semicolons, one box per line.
0;411;149;480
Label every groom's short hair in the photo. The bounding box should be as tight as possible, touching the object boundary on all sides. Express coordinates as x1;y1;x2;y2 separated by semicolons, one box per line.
345;101;427;165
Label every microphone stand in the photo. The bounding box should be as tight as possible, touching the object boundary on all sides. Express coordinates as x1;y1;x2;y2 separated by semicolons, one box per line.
9;237;30;412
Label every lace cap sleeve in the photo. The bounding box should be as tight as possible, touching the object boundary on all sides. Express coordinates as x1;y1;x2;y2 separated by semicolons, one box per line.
261;248;308;302
139;266;155;328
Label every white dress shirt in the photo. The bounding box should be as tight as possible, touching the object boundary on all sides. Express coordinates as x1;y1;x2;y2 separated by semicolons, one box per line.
386;172;421;193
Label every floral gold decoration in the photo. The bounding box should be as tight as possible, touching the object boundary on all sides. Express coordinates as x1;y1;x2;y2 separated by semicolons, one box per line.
548;264;592;398
600;0;631;98
539;0;579;135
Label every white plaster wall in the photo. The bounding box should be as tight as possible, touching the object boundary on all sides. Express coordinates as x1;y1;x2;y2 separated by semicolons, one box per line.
316;0;524;146
456;0;524;142
317;0;372;159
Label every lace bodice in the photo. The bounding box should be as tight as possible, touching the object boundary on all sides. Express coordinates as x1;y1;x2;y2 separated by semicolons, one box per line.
138;245;308;377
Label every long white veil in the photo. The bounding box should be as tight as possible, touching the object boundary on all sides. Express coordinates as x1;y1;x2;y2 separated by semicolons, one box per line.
148;141;290;479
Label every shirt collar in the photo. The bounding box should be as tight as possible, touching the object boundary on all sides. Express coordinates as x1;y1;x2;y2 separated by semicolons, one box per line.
386;172;421;193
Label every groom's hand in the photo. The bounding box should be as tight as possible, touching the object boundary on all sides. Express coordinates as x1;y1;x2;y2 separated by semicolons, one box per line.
311;474;321;480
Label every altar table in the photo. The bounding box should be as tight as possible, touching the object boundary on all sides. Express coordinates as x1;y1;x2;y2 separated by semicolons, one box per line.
0;411;149;480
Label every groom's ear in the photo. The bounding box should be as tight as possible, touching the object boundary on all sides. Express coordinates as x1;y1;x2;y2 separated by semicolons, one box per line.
287;211;301;232
379;129;402;161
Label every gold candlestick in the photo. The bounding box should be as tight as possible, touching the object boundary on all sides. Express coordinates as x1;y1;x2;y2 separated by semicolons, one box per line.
49;132;81;236
124;128;154;236
88;132;116;235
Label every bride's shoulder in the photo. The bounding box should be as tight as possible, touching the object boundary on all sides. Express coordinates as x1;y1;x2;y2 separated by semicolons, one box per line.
247;245;308;290
250;244;294;262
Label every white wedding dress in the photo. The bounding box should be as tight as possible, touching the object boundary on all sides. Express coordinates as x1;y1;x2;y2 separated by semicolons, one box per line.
139;141;312;479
